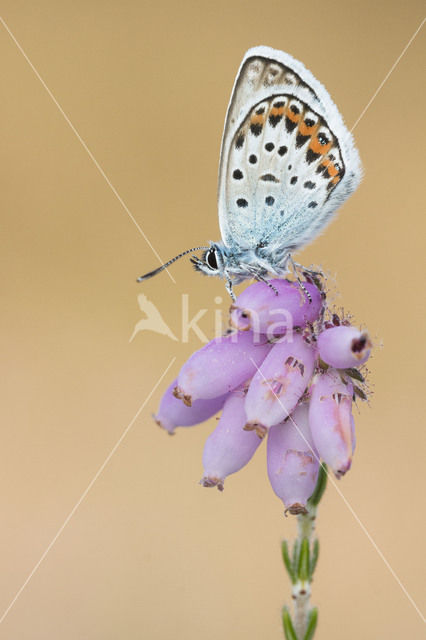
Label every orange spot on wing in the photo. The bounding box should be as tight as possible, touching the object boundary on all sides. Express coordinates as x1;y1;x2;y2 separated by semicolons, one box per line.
270;106;285;117
251;114;265;125
319;160;331;171
309;136;332;155
298;122;313;136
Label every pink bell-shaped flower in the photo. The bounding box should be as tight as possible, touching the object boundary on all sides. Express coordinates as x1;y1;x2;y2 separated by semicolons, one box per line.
267;403;319;515
318;325;371;369
244;333;316;437
230;279;322;337
201;390;262;490
175;331;272;406
154;379;228;434
309;369;355;477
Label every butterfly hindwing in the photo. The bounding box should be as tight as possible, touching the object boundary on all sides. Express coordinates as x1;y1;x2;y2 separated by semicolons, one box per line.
218;47;361;256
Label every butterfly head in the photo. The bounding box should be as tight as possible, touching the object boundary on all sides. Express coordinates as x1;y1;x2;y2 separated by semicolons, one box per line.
190;243;227;277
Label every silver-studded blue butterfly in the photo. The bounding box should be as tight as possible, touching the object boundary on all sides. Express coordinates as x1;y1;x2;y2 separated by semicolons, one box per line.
138;46;362;299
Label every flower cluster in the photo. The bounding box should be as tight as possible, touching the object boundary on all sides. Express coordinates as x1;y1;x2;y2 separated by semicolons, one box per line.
154;277;371;515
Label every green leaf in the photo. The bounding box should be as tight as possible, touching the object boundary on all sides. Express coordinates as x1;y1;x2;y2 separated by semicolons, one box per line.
344;367;365;382
298;537;310;582
308;463;328;507
292;539;300;578
309;539;319;579
303;608;318;640
282;607;299;640
282;540;296;584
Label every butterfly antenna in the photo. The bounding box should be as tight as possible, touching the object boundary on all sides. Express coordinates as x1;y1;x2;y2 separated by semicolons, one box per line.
137;246;209;282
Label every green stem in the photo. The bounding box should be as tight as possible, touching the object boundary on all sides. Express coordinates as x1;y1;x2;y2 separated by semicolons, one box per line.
293;504;316;639
281;465;327;640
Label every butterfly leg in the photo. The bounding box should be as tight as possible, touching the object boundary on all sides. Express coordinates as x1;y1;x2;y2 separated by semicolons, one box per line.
288;256;312;304
255;273;279;295
294;262;326;297
225;277;236;301
293;262;324;278
243;265;279;296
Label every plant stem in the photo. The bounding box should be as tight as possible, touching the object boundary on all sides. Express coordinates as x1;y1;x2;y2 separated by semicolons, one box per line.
293;504;316;639
281;464;326;640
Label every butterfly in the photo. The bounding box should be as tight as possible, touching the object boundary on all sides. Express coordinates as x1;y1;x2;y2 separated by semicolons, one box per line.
138;46;362;299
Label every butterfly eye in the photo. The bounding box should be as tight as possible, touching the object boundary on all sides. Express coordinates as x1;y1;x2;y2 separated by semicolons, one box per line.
206;249;218;270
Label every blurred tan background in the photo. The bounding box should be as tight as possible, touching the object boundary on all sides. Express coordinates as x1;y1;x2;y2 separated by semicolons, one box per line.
1;1;425;638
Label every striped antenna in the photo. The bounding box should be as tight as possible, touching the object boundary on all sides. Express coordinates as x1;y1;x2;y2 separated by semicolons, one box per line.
137;246;209;282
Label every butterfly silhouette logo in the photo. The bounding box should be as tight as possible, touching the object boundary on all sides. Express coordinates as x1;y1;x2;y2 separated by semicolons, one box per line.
129;294;178;342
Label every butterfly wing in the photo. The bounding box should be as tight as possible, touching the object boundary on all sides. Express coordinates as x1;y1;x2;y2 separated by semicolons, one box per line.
217;46;362;256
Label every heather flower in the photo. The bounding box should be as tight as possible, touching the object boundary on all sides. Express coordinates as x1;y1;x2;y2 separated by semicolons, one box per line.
267;403;319;515
174;330;272;406
318;325;372;369
244;333;317;438
309;369;355;477
201;389;262;490
155;276;371;492
154;379;228;434
230;279;322;336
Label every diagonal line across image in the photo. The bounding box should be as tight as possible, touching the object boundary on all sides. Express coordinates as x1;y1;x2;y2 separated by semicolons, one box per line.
0;357;176;626
0;16;176;283
0;9;425;632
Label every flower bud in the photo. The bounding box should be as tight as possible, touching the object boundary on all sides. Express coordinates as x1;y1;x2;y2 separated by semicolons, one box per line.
175;331;271;406
267;403;319;514
201;391;262;490
318;325;371;369
230;279;322;337
244;333;316;437
309;369;355;477
154;379;228;434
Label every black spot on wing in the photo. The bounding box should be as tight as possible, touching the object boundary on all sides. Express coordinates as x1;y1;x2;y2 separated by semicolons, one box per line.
308;201;318;208
278;145;287;156
285;117;297;134
290;176;298;185
235;134;244;149
306;149;320;164
316;165;332;179
296;134;310;149
233;169;243;180
304;181;316;189
250;123;263;136
265;142;275;152
236;198;248;208
265;196;275;206
260;174;279;183
249;154;257;164
269;114;283;128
